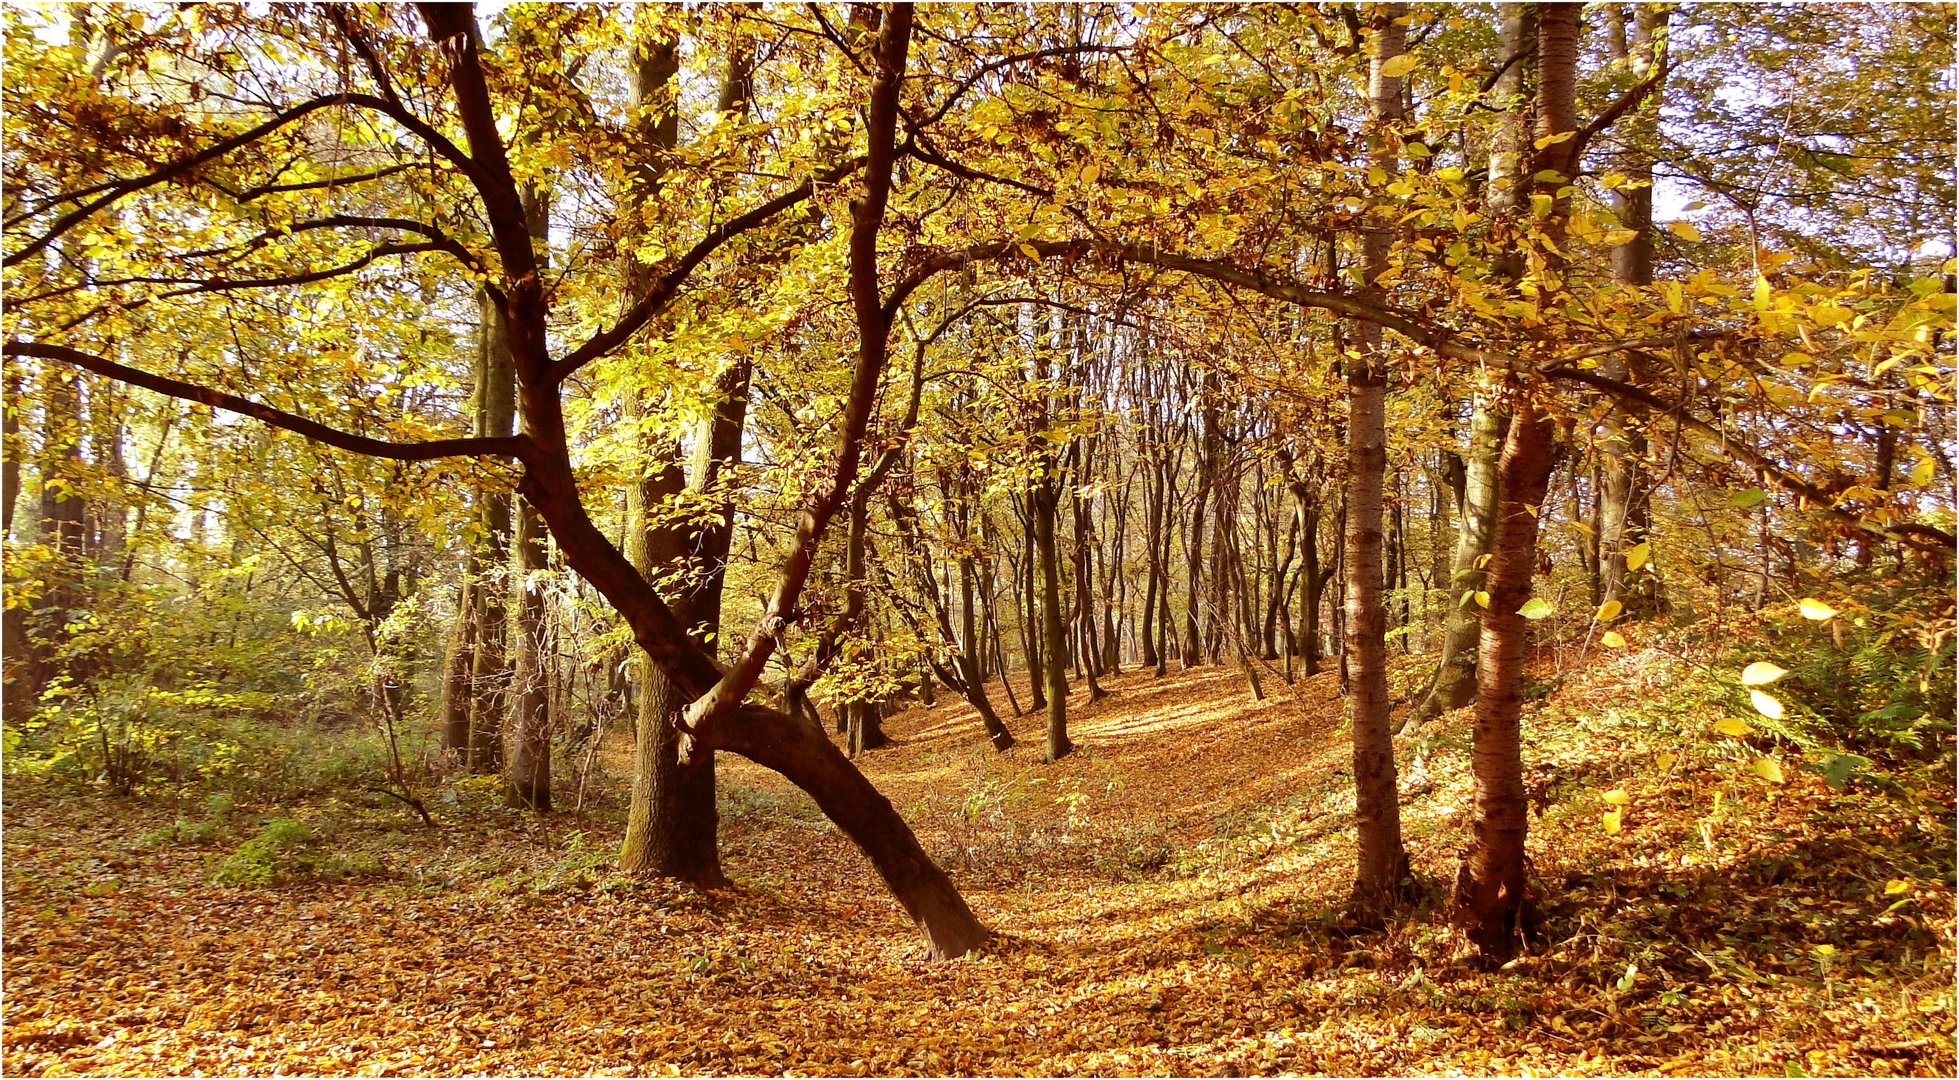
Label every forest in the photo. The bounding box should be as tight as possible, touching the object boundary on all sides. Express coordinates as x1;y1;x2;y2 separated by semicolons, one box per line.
1;1;1953;1075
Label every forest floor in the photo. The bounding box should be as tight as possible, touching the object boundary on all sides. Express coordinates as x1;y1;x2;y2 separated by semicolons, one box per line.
3;645;1954;1076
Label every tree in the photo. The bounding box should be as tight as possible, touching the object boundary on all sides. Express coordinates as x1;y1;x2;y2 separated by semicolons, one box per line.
1341;0;1416;923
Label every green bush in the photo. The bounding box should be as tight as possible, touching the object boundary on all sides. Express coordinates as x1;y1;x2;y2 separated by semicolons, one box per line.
208;817;386;886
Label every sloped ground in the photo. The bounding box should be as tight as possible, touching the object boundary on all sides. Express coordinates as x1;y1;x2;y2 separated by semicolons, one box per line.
4;655;1953;1076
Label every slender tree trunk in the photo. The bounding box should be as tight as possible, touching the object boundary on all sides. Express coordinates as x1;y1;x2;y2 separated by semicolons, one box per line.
1017;500;1048;711
1345;1;1412;923
1070;443;1106;703
2;367;21;541
1598;2;1666;613
85;378;126;574
1140;451;1164;670
507;497;553;809
1035;476;1071;760
468;290;514;774
1183;381;1217;666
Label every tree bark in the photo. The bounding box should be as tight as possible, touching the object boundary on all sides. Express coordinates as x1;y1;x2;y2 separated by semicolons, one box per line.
1455;0;1582;964
1345;0;1412;924
1036;469;1072;760
1403;2;1535;731
507;499;554;809
467;288;514;774
1456;397;1556;961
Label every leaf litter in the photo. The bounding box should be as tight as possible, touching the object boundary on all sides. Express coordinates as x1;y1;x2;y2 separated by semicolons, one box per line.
4;660;1952;1076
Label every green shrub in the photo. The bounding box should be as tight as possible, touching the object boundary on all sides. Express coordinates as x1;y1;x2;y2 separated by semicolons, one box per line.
207;817;386;886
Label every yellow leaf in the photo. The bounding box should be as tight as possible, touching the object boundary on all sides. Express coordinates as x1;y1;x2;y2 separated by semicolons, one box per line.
1017;243;1041;260
1811;302;1853;327
1740;661;1789;686
1753;757;1785;783
1602;807;1623;835
1625;541;1651;572
1656;751;1677;771
1713;717;1754;737
1666;220;1701;242
1473;591;1491;608
1909;455;1936;487
1600;630;1628;648
1378;53;1418;79
1885;879;1910;895
1749;689;1786;720
1079;163;1102;185
1595;600;1623;623
1797;598;1838;621
1602;228;1639;247
1533;129;1576;150
1602;788;1631;806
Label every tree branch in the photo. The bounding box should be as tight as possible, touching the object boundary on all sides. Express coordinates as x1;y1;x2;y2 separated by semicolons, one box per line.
547;159;864;385
1542;362;1955;552
4;94;364;267
5;342;529;463
682;2;913;737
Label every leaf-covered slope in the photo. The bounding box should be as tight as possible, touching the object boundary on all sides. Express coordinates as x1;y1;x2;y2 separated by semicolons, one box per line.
5;659;1953;1076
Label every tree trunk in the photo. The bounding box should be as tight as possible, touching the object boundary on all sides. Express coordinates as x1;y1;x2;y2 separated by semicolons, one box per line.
1069;442;1106;703
1035;475;1071;761
1456;397;1557;961
506;496;553;810
1018;501;1047;711
1140;451;1164;671
1402;1;1534;731
1597;2;1666;614
1455;0;1581;964
31;365;89;697
1183;385;1218;667
1405;399;1505;728
467;289;515;774
505;183;554;810
613;28;728;881
2;367;21;541
1345;1;1412;924
440;572;478;757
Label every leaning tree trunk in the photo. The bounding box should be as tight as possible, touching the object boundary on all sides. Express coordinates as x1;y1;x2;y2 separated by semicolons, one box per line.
1342;0;1413;925
420;0;984;958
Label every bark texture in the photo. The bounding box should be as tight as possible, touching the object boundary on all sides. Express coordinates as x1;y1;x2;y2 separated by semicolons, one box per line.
1346;0;1412;923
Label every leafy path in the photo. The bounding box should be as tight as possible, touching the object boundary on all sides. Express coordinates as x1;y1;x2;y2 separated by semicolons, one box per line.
5;662;1953;1075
